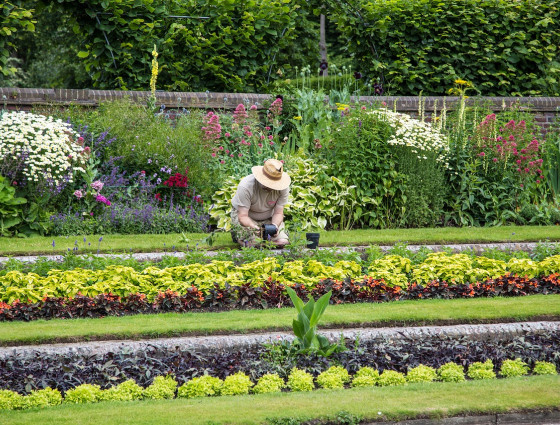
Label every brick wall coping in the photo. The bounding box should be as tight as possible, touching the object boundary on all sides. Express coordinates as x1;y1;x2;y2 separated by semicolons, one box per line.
1;87;560;112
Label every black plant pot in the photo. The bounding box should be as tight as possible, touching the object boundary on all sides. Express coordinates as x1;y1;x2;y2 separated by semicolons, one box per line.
305;232;320;249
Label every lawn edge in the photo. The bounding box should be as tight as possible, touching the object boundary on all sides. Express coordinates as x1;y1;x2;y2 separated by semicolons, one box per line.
2;315;559;347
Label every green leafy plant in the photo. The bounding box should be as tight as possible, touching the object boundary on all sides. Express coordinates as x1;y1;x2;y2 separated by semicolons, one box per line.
178;375;223;398
316;366;350;389
143;375;177;400
467;360;496;380
0;175;26;236
287;368;315;392
252;373;285;394
220;372;253;396
351;367;380;387
532;361;558;376
0;389;24;410
499;358;529;378
64;384;103;404
23;388;62;409
377;370;407;387
101;380;143;401
406;365;437;383
286;287;341;357
437;362;466;383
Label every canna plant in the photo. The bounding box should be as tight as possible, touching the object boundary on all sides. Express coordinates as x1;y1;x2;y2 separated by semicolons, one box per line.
286;287;341;357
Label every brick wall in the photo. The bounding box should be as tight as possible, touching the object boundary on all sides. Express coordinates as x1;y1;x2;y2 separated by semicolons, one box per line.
1;87;559;131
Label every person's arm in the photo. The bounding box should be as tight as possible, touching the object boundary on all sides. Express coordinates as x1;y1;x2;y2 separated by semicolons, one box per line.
270;205;284;234
237;206;260;230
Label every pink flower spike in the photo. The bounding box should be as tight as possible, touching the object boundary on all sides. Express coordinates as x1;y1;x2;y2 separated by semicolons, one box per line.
225;132;231;137
268;135;273;140
211;152;217;157
250;104;257;110
270;141;274;146
493;158;498;162
238;153;243;157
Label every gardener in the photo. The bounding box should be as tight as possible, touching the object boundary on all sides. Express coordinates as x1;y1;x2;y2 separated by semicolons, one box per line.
231;158;291;247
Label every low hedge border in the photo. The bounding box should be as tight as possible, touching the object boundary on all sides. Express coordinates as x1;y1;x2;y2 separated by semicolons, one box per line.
1;360;557;411
1;273;559;322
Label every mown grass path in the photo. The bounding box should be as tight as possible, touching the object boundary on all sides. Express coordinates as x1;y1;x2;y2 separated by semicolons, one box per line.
1;225;559;255
1;295;559;346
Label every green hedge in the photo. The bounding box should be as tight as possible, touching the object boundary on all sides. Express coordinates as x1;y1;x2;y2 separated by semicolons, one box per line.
47;0;315;92
329;0;560;96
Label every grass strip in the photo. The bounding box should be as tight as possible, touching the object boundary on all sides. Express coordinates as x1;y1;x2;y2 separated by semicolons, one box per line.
1;295;559;346
0;376;558;425
1;225;559;256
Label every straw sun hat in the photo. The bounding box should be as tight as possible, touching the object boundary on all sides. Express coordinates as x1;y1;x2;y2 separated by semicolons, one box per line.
252;159;291;191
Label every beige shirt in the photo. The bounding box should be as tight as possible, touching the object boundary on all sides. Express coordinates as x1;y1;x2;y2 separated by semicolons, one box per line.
231;175;289;221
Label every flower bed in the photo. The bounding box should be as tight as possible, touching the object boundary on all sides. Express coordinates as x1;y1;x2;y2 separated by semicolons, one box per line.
1;253;560;321
1;359;557;411
1;273;559;322
0;330;558;398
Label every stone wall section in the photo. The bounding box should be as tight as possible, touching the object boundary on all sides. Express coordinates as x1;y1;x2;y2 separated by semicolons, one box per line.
1;87;559;131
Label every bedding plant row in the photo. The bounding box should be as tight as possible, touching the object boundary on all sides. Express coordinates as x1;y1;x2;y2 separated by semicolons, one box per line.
1;360;557;412
2;252;560;321
1;329;558;395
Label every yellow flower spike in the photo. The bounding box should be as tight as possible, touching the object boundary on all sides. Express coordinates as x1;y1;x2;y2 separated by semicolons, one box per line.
454;79;467;85
293;116;302;120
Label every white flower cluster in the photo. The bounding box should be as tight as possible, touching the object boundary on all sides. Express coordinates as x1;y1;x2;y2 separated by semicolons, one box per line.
371;110;450;167
0;111;87;186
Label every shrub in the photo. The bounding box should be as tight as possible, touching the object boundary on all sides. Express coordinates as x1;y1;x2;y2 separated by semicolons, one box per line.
377;370;407;387
178;375;223;398
287;368;315;392
351;367;380;388
437;362;465;383
220;372;253;396
64;384;103;404
101;380;143;401
532;361;558;376
143;375;177;400
0;389;24;410
0;111;87;190
321;108;406;228
88;100;216;198
316;366;350;390
252;374;285;394
406;365;437;383
467;360;496;380
499;359;529;378
23;387;63;409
